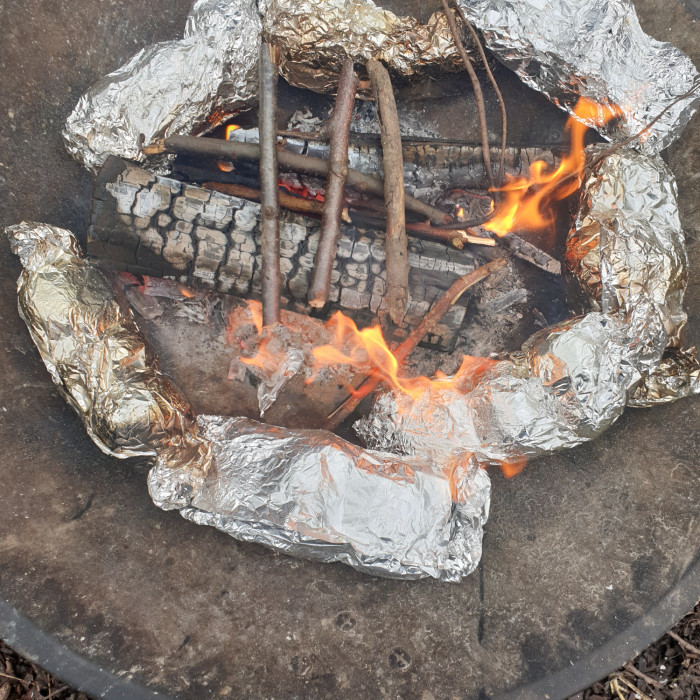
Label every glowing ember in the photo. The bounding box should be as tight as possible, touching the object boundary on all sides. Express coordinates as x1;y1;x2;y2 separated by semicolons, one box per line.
483;98;622;236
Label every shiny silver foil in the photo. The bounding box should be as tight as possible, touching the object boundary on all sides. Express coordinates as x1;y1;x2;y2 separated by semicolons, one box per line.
628;347;700;407
566;147;688;347
6;222;212;485
149;415;490;581
358;146;693;460
357;303;667;463
456;0;700;154
263;0;462;94
63;0;261;172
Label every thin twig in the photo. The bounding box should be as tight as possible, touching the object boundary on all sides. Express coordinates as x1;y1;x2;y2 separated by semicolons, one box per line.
440;0;494;190
259;42;281;326
669;629;700;657
309;59;358;308
624;663;665;689
324;258;507;429
367;59;410;324
162;135;451;225
0;671;24;683
203;181;328;216
453;3;507;185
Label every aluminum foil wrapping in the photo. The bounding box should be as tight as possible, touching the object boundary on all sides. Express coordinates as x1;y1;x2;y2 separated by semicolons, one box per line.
628;347;700;407
359;146;693;460
6;222;211;482
456;0;700;154
148;415;490;581
356;303;667;463
63;0;261;172
566;147;688;347
263;0;462;93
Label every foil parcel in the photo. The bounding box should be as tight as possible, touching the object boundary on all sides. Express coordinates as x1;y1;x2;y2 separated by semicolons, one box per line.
16;0;699;581
63;0;699;172
7;223;490;582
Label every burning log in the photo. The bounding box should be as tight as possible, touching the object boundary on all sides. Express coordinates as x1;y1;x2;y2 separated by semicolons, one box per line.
325;257;507;429
259;43;281;326
367;59;410;325
308;59;358;308
159;135;451;225
89;157;476;351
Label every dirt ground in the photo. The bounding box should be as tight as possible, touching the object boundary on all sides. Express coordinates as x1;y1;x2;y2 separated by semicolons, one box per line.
1;601;698;699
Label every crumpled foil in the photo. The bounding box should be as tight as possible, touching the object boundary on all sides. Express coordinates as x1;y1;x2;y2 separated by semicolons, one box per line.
356;302;667;463
358;144;696;461
8;221;488;581
456;0;700;154
149;415;490;581
566;146;688;347
256;347;305;416
63;0;261;172
628;347;700;407
6;222;212;485
263;0;463;93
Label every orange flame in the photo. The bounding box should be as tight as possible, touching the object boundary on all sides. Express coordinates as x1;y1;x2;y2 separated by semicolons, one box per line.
312;312;495;401
483;98;622;236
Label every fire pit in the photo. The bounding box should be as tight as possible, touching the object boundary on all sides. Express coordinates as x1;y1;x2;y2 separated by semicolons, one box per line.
1;0;699;697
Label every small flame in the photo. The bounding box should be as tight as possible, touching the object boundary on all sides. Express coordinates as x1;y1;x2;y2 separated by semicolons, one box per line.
456;205;466;220
312;312;495;401
217;160;234;172
225;124;241;140
484;98;621;236
178;284;196;299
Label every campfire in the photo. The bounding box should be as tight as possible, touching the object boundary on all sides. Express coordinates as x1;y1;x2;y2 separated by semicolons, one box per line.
7;0;700;582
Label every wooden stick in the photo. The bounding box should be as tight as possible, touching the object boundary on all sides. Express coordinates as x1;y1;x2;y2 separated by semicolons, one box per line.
325;257;507;429
163;135;451;225
440;0;495;190
203;181;328;216
669;630;700;657
454;3;508;185
259;43;281;326
309;59;358;308
367;59;410;325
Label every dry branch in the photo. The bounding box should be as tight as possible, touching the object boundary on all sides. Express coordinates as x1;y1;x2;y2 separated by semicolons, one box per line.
367;59;410;325
259;43;281;326
325;257;507;429
454;2;508;185
309;59;358;308
203;181;328;216
440;0;494;190
162;135;451;225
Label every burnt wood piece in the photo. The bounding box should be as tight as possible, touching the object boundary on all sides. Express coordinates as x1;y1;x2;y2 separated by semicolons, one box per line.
88;157;476;351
